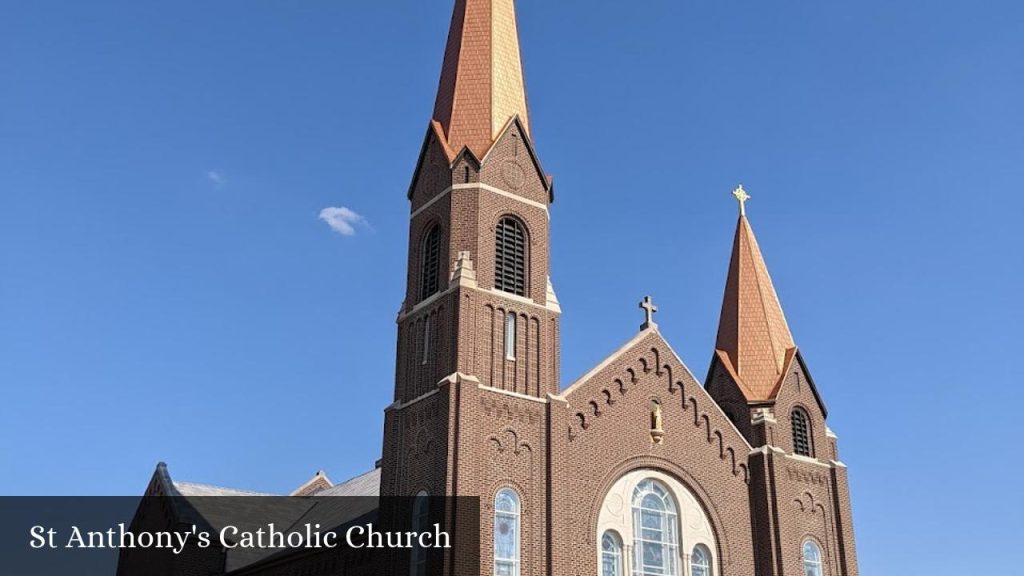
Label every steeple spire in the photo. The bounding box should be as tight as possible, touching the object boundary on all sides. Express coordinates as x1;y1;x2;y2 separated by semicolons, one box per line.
433;0;531;159
714;190;796;401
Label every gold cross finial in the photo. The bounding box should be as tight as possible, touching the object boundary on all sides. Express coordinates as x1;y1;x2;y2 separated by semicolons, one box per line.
732;185;751;216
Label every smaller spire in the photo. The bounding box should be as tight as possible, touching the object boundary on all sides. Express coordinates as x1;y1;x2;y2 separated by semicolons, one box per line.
732;185;751;216
714;187;796;401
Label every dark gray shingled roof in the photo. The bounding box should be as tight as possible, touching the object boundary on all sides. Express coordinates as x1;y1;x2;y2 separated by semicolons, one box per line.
147;463;381;573
310;467;380;497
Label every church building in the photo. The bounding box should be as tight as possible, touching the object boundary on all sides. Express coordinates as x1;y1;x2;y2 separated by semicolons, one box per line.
137;1;860;575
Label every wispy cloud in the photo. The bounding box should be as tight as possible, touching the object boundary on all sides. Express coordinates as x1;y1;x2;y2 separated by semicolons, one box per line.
206;170;227;187
319;206;368;236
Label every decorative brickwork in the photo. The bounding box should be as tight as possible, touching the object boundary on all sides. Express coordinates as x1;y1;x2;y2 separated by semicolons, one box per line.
127;2;861;575
382;2;860;575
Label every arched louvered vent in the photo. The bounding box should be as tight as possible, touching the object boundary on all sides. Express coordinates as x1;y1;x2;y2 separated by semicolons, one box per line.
495;217;526;296
791;408;812;457
420;225;441;301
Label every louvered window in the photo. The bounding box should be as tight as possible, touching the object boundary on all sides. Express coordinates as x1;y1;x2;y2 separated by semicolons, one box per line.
421;225;441;301
495;217;526;296
791;408;812;457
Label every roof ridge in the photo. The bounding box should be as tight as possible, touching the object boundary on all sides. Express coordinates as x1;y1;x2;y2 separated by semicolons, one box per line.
173;480;274;496
332;467;380;487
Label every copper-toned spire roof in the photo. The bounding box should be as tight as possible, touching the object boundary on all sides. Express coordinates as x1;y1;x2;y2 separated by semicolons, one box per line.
715;192;796;402
433;0;531;159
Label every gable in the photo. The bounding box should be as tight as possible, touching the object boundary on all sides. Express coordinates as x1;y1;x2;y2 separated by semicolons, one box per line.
479;116;552;205
407;121;457;205
560;328;752;460
773;349;828;419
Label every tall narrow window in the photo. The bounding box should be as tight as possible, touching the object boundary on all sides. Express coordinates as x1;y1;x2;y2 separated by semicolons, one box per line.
631;479;678;576
422;316;431;365
495;217;526;296
803;540;823;576
494;489;520;576
505;312;517;360
410;492;429;576
691;544;712;576
421;225;441;301
601;532;623;576
791;408;812;457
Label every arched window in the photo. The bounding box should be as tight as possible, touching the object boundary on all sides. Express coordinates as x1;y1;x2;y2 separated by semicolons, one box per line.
410;491;429;576
494;489;520;576
791;408;813;457
422;316;431;365
495;217;526;296
631;479;678;576
601;531;623;576
803;540;823;576
420;225;441;301
505;312;517;360
691;544;712;576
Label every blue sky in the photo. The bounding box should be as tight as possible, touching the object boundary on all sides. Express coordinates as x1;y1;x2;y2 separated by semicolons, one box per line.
1;0;1022;573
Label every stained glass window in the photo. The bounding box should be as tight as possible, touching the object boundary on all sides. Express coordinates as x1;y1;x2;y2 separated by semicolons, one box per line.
691;544;711;576
494;489;520;576
803;540;823;576
631;479;678;576
602;532;622;576
410;492;429;576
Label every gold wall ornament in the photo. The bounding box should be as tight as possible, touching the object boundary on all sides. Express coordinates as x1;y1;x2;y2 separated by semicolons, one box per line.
651;401;665;444
732;185;751;216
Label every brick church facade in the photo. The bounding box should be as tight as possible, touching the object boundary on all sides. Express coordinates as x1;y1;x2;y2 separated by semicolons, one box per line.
134;1;860;575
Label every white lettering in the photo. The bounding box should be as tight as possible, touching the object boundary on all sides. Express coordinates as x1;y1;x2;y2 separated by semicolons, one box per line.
220;526;239;549
346;525;366;549
29;526;54;549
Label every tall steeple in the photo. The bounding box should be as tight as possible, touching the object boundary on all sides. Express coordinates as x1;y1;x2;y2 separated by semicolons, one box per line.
714;188;796;402
383;0;558;501
391;0;556;410
433;0;531;159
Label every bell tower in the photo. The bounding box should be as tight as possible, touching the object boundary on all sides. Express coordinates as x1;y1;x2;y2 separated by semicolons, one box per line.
706;187;860;576
381;0;560;499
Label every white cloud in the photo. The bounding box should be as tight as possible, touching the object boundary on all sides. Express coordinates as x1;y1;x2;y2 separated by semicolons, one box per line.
206;170;227;187
319;206;368;236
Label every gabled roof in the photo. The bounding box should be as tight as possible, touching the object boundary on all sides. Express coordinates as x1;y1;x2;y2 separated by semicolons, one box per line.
714;214;797;402
312;467;381;497
173;481;274;497
433;0;531;159
144;463;380;573
289;470;333;497
406;115;553;203
560;328;653;397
